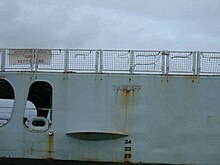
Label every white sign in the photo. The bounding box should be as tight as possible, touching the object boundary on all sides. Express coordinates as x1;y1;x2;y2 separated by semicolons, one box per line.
9;49;52;65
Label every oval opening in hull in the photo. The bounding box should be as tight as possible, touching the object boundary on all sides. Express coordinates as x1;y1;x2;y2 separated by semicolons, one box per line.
66;131;128;141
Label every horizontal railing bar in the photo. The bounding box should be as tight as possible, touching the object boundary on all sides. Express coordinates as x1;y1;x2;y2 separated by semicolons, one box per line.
200;52;220;54
168;51;194;53
102;70;162;73
0;106;13;108
103;50;160;52
167;71;194;73
199;71;220;73
69;49;98;51
2;48;220;53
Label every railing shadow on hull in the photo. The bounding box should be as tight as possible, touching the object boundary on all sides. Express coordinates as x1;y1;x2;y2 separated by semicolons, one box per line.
1;48;220;76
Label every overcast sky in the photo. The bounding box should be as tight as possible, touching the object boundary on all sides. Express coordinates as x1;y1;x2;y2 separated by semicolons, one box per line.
0;0;220;51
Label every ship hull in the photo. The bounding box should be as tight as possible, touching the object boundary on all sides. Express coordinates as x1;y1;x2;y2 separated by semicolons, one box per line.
0;72;220;165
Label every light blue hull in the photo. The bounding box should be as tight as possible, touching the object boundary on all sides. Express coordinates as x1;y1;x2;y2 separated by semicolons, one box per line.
0;72;220;165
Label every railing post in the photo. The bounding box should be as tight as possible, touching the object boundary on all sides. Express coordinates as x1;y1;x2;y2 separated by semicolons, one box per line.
31;48;35;72
166;52;169;74
162;51;165;74
192;51;196;75
95;50;99;73
162;50;169;74
100;49;103;73
34;49;38;72
197;51;201;75
1;48;6;71
64;48;69;73
129;50;134;74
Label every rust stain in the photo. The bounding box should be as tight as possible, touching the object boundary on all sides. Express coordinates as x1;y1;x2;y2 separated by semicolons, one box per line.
123;89;130;106
186;75;200;84
123;89;129;131
122;86;137;136
47;133;54;159
114;83;139;135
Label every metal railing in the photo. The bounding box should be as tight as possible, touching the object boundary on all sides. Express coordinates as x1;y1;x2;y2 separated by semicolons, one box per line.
1;48;220;75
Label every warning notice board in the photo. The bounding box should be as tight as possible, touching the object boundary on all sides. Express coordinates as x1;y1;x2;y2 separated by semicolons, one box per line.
9;49;52;65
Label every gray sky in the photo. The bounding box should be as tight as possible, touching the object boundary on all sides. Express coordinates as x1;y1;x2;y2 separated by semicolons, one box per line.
0;0;220;51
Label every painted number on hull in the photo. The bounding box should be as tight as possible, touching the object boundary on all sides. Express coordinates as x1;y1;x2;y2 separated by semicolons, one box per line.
124;139;132;165
125;140;131;144
124;147;131;151
124;154;131;159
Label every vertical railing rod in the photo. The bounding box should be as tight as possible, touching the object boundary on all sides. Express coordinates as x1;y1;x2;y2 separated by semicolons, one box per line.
1;48;6;71
197;51;201;75
192;51;196;75
34;48;38;72
166;52;169;74
162;50;170;74
162;51;165;74
64;48;69;73
129;50;134;74
100;49;103;73
31;48;35;72
95;49;99;73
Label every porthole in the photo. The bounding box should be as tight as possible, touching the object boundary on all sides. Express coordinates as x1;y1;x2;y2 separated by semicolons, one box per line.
0;79;15;126
23;81;52;132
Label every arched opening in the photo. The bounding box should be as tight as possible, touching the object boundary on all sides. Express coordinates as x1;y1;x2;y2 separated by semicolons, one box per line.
24;81;52;131
0;79;15;126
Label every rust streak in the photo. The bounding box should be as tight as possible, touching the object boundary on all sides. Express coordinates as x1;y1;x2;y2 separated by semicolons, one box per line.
123;88;131;134
47;134;54;159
